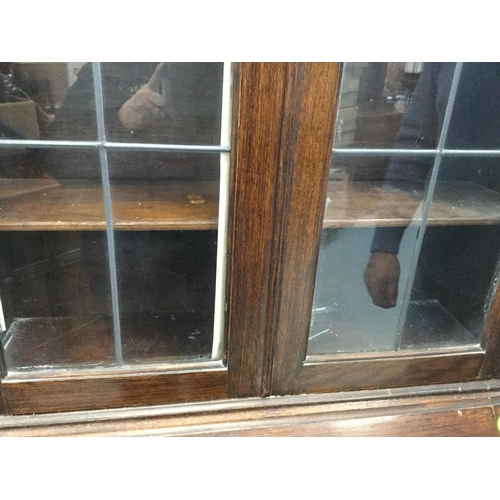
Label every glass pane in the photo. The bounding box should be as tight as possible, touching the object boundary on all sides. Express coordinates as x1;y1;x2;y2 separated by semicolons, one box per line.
399;156;500;349
102;62;224;145
107;151;220;364
1;61;230;371
446;63;500;150
0;62;96;141
0;148;113;370
334;62;451;149
309;154;428;354
309;62;500;356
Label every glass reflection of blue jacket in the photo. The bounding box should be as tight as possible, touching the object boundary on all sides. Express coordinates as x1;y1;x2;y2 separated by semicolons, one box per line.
371;62;500;255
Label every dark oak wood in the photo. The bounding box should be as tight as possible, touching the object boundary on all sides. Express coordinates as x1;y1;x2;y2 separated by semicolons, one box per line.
1;387;498;436
324;180;500;228
299;351;483;394
479;277;500;379
190;406;497;436
0;179;219;231
226;63;287;398
260;63;305;396
1;378;496;426
270;63;340;393
2;366;227;414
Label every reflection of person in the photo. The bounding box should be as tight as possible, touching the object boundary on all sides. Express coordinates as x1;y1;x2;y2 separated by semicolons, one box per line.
364;63;500;328
43;63;223;318
45;62;222;143
118;62;169;131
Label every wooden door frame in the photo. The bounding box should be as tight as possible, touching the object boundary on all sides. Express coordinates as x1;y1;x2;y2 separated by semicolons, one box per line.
0;63;289;415
2;62;499;415
268;62;500;397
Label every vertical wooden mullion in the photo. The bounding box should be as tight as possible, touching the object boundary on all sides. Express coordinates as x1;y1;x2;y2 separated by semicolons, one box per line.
479;282;500;379
269;63;341;395
226;63;288;398
261;63;306;395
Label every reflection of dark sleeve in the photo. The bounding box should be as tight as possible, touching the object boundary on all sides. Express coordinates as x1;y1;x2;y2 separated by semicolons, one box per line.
43;63;97;142
41;63;98;180
41;63;223;181
370;63;454;254
41;63;138;180
43;62;140;142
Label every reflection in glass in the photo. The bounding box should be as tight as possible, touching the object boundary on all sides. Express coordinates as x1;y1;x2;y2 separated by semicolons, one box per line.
398;156;500;349
1;61;230;370
309;63;500;356
446;63;500;150
0;62;96;141
102;62;224;145
0;148;113;369
310;155;425;354
107;152;220;364
335;62;450;149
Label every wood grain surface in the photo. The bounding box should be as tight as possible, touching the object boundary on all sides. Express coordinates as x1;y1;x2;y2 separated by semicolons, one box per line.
3;179;497;231
0;179;219;230
2;367;227;414
298;351;483;394
324;180;500;228
1;388;498;436
270;63;340;394
226;63;287;397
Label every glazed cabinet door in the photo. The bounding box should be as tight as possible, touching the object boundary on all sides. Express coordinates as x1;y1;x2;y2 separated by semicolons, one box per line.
0;62;288;414
270;62;500;396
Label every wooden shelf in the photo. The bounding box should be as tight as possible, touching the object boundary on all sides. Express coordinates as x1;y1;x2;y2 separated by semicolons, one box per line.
3;311;213;370
2;179;499;231
324;180;500;228
0;179;219;231
308;299;477;355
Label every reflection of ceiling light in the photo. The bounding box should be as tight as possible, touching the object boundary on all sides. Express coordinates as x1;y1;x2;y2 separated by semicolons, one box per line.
405;62;423;74
335;414;396;430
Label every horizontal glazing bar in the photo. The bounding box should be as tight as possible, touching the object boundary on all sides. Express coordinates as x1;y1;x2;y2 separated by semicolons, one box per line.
441;149;500;157
333;148;437;156
1;141;497;157
0;139;101;149
104;142;230;153
333;148;500;157
0;139;230;153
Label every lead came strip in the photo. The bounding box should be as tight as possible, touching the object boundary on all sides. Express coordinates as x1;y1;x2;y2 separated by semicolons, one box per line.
92;62;123;365
212;62;233;360
393;62;464;349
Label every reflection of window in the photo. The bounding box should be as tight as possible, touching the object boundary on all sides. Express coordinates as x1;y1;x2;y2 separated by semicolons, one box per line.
404;62;423;74
336;63;422;149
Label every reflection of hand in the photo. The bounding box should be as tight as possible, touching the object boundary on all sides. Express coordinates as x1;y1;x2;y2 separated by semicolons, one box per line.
118;63;168;131
364;251;400;309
